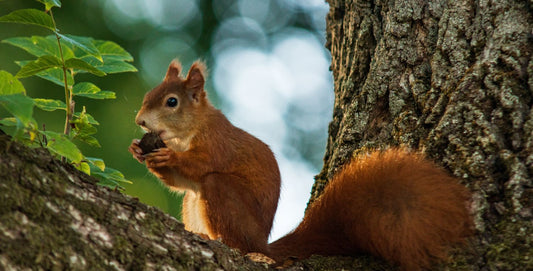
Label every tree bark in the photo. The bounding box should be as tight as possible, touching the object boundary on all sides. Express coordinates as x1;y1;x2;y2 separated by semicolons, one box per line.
0;135;267;270
316;0;532;269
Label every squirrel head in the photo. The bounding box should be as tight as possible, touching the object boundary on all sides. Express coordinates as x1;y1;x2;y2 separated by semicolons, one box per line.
135;59;209;142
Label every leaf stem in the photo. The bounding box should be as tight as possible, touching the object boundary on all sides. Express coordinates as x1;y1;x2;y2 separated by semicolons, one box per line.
49;9;73;137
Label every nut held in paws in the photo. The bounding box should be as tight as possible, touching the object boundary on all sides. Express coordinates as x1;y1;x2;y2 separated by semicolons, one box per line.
138;132;166;154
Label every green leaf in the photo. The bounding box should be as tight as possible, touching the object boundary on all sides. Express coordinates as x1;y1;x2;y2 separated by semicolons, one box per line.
0;9;55;31
73;111;99;125
78;134;100;147
97;59;137;74
76;161;91;175
39;67;73;87
33;98;66;111
89;163;131;190
92;166;132;185
0;117;25;141
72;82;115;99
71;107;96;132
58;34;102;61
3;36;54;57
41;130;83;163
37;0;62;11
16;55;62;78
76;39;137;74
65;58;105;76
71;107;100;147
0;117;18;127
0;117;37;144
94;40;133;61
0;70;26;95
0;93;34;126
16;61;74;87
86;157;105;171
3;36;74;59
81;56;137;74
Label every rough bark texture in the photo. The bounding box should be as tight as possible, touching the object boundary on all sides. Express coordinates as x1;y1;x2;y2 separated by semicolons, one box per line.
0;135;268;270
315;0;532;270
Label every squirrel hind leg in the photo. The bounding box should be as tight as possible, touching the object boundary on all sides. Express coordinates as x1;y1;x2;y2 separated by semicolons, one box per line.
200;173;273;254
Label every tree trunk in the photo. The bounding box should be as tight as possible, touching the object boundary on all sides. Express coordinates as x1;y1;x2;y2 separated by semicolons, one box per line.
316;0;532;269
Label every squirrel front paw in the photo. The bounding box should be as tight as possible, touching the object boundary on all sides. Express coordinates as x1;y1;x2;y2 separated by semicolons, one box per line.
128;139;145;163
145;148;176;168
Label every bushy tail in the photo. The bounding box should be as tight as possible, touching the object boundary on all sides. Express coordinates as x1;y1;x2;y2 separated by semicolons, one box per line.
268;149;473;270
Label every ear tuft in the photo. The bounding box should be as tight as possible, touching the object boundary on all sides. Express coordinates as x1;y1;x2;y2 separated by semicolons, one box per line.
164;59;182;81
186;60;207;91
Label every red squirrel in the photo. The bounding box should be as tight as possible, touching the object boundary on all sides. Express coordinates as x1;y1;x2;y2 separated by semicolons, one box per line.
128;60;473;270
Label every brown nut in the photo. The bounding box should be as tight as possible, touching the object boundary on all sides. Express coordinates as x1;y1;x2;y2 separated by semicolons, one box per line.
138;132;166;154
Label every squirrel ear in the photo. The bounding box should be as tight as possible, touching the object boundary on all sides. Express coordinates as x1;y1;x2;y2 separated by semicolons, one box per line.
164;59;182;81
186;60;206;91
185;61;207;103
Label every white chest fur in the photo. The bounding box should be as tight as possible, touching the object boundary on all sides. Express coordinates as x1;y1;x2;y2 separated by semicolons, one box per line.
181;191;211;237
166;135;193;152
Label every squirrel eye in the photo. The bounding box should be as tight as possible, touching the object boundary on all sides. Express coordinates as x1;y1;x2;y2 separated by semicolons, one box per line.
166;97;178;107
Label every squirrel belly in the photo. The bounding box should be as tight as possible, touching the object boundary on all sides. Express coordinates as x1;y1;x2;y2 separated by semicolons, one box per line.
129;60;473;270
268;149;472;270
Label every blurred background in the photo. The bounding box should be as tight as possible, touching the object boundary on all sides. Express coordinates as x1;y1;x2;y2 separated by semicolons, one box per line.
0;0;333;241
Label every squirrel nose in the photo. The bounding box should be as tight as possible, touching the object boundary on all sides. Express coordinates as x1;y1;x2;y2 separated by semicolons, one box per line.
135;113;146;127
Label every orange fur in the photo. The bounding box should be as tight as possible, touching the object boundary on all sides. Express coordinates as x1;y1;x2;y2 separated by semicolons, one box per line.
130;60;280;254
129;60;472;269
268;149;472;270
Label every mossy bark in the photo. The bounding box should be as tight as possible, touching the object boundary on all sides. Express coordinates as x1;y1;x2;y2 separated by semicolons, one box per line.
0;135;268;270
316;0;532;270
